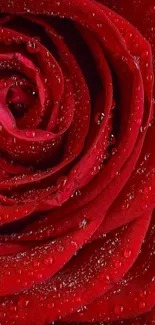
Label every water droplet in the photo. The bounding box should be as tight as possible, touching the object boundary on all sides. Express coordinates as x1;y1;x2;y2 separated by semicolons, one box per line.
105;275;110;281
139;290;147;298
114;305;124;315
36;67;40;74
44;133;50;139
57;176;67;189
110;100;115;110
26;41;38;53
79;218;88;229
44;256;53;265
25;130;36;138
37;273;43;280
110;135;116;145
123;249;131;258
139;301;146;309
33;261;40;268
18;298;29;308
111;147;117;155
83;114;89;121
115;261;122;268
76;296;82;303
136;118;141;125
17;269;22;275
57;244;64;252
9;305;17;311
33;36;40;43
95;112;105;125
40;296;45;302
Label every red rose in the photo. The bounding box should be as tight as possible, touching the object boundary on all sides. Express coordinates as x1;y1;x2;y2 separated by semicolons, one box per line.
0;0;154;324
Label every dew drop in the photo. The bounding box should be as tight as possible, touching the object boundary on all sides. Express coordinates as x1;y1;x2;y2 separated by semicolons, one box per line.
139;290;147;298
105;275;110;281
33;36;40;43
57;244;64;252
136;118;141;125
111;147;117;155
37;273;43;280
33;261;40;268
114;305;124;315
83;114;89;121
40;296;45;302
26;41;38;53
44;256;53;266
44;132;50;139
57;176;67;189
110;135;116;145
79;218;88;229
36;67;40;74
25;130;36;138
76;296;82;303
111;100;115;110
18;298;29;308
95;112;105;125
115;260;122;268
123;249;131;258
9;305;17;312
139;301;146;309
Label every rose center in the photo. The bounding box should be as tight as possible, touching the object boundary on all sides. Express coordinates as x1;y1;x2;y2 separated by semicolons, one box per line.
6;85;38;119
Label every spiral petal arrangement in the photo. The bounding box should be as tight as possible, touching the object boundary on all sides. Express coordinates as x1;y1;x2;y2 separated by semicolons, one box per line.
0;0;154;324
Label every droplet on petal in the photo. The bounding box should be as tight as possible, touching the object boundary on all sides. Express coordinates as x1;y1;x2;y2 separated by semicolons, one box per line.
83;114;89;121
139;290;147;298
9;305;17;312
56;244;64;253
139;301;146;309
44;256;53;265
123;249;132;258
37;273;43;280
79;218;88;229
114;305;124;315
112;99;116;109
115;260;122;268
95;112;105;125
18;298;29;308
26;41;38;53
25;130;35;138
110;134;116;145
57;176;67;189
33;261;40;268
111;147;117;155
105;275;110;281
44;133;51;139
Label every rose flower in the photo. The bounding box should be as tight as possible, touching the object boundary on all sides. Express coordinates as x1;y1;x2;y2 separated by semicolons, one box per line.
0;0;154;324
